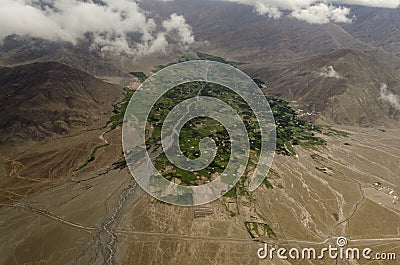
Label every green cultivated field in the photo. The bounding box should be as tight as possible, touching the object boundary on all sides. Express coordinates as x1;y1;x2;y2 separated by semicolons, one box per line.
145;81;326;188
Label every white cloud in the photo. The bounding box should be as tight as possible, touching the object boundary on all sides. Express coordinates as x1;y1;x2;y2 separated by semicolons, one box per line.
220;0;400;24
334;0;400;8
380;83;400;110
254;2;282;18
319;65;343;79
0;0;195;56
163;13;195;46
291;3;352;24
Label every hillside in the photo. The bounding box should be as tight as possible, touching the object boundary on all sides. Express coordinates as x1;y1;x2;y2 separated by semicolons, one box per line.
245;49;400;126
0;62;122;143
0;36;126;78
141;0;372;62
342;6;400;56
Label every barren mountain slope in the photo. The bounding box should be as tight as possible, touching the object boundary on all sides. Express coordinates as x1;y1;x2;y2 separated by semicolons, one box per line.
245;49;400;126
0;62;122;143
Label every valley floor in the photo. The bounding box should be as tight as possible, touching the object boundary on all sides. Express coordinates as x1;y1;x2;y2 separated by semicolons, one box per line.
0;125;399;265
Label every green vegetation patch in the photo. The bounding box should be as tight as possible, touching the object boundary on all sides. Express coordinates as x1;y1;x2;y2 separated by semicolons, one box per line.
245;221;276;239
196;52;245;66
77;143;109;171
270;98;326;155
129;71;147;83
224;186;237;198
261;168;281;189
108;87;135;130
323;126;351;137
143;80;327;188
